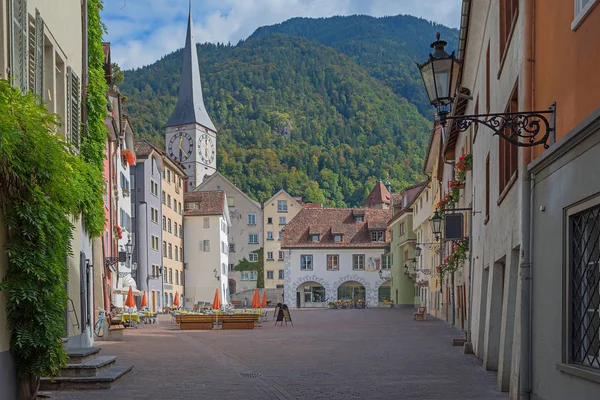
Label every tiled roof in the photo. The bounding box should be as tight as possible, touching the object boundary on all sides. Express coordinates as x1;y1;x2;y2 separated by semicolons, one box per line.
184;190;225;216
281;208;390;249
134;139;154;157
361;181;391;207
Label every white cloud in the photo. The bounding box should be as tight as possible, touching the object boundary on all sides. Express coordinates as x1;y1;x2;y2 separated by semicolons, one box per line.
102;0;461;69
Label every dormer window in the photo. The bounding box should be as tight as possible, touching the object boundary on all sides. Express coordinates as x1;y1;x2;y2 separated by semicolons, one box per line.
355;216;363;222
311;234;320;242
334;235;342;242
370;231;385;242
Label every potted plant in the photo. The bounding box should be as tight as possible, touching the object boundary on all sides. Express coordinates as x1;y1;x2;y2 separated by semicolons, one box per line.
121;148;135;166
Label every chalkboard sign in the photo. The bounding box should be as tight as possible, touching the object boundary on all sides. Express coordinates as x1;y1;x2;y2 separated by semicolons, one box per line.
275;304;293;326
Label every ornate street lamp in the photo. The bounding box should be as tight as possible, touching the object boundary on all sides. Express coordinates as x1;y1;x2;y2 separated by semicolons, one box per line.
431;210;443;241
418;33;555;149
213;268;220;281
403;264;409;275
415;246;422;258
417;33;461;118
411;258;417;270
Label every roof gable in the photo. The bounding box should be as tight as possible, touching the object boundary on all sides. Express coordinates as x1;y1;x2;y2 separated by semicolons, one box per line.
282;208;390;249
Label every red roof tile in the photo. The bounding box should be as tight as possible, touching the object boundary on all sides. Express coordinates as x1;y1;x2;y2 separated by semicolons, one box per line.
361;181;391;207
282;208;390;249
184;190;225;216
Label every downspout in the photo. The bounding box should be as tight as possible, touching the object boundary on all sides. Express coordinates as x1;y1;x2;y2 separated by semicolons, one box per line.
520;1;535;399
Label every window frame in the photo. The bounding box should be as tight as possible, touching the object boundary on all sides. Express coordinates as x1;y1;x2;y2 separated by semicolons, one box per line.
247;212;257;225
300;254;313;271
327;254;339;271
564;197;600;375
352;254;365;271
277;200;288;213
572;0;599;30
248;233;259;244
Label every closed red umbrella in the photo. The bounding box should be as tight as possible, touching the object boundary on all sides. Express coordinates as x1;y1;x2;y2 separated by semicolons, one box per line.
125;286;135;308
251;289;260;308
261;291;267;308
212;288;221;310
140;290;148;307
173;291;180;307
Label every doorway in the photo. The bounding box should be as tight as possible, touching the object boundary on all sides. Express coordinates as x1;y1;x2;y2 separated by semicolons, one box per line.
151;291;156;312
296;291;301;308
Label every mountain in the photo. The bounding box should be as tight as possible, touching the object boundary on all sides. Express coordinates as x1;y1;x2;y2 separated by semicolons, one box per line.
250;15;459;116
119;15;458;206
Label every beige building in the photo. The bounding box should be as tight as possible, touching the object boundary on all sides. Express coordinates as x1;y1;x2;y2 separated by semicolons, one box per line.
160;153;185;308
197;172;262;296
263;190;303;292
0;0;90;396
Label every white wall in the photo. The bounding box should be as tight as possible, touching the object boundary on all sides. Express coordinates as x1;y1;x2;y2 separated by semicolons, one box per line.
184;214;228;306
284;248;388;308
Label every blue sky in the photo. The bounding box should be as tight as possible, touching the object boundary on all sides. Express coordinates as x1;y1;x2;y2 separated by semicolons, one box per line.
101;0;462;70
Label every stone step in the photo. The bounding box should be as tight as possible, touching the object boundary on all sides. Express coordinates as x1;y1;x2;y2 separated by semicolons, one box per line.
66;347;102;364
61;355;117;377
39;365;133;391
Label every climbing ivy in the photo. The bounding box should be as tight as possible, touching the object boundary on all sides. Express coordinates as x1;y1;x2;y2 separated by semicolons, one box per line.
0;81;103;398
234;247;265;288
0;2;108;397
80;0;109;237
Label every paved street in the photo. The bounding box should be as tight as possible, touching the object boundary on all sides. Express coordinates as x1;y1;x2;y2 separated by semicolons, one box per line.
51;308;506;400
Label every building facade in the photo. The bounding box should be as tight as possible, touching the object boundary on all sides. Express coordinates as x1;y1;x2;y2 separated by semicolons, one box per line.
197;172;263;296
113;117;137;306
0;0;92;396
263;190;303;294
183;190;230;306
524;1;600;399
164;5;216;190
282;208;390;308
132;140;164;312
389;183;427;307
160;154;185;308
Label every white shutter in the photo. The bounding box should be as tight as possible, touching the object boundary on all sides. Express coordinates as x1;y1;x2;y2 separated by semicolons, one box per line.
67;67;81;149
10;0;28;92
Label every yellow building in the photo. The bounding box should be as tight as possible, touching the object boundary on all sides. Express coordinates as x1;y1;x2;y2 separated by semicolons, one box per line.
263;190;303;293
422;126;443;320
160;154;185;308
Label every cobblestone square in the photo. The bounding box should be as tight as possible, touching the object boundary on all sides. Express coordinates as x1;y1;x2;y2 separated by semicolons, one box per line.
52;308;507;400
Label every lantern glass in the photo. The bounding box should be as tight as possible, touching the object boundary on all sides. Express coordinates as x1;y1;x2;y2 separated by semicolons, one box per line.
431;211;443;237
415;246;422;258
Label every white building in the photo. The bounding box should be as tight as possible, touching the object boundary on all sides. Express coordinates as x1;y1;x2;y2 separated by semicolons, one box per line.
282;208;390;308
114;118;136;306
184;190;230;307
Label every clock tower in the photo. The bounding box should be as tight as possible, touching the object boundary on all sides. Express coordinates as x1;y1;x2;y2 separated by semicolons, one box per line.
165;2;217;190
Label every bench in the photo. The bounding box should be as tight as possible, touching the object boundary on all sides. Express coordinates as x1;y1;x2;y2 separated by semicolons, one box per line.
178;315;215;330
414;307;426;321
220;314;259;330
100;316;124;341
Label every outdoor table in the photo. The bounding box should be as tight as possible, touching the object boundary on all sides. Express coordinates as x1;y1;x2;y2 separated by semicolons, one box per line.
120;313;140;327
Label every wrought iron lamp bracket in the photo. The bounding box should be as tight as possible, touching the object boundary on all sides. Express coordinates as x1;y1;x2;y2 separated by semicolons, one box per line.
104;257;119;267
439;104;556;149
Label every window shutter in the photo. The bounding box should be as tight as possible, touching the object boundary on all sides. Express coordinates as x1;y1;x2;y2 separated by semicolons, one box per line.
10;0;28;92
34;9;44;97
67;67;81;149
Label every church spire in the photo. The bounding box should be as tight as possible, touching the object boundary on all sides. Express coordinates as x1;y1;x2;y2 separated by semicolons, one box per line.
165;2;216;131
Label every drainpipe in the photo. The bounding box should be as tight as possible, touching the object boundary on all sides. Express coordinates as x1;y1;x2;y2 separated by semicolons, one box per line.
520;1;535;399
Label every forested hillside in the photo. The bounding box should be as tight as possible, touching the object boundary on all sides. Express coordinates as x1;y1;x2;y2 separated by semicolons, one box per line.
120;15;458;206
251;15;458;116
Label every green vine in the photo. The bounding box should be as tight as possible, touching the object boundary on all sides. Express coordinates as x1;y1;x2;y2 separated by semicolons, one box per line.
80;0;109;237
0;80;103;397
234;247;265;288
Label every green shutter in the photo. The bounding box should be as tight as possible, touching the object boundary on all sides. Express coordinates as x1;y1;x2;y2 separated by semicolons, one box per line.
9;0;28;92
67;67;81;149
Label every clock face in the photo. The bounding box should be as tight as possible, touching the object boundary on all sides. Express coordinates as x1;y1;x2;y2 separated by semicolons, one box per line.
168;131;194;162
198;133;215;164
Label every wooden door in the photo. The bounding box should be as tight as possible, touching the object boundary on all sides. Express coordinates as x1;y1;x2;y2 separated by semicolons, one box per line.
151;291;156;312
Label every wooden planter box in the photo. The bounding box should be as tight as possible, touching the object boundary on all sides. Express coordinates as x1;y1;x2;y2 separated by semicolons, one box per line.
378;302;394;308
178;315;215;330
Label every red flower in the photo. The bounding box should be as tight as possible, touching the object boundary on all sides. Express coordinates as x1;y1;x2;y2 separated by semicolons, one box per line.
122;149;135;166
